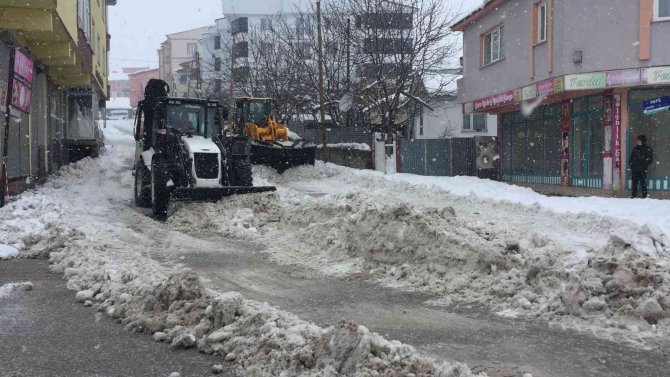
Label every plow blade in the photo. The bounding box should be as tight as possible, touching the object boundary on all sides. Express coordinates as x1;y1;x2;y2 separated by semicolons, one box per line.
251;142;316;173
171;186;276;202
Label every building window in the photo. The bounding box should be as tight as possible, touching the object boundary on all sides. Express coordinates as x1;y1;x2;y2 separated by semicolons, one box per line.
214;57;222;72
261;18;273;32
537;2;547;43
463;113;471;130
214;36;221;50
655;0;670;20
482;25;504;66
463;113;487;131
187;43;198;56
473;113;487;131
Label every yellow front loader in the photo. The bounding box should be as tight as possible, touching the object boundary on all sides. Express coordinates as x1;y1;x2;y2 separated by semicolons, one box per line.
234;97;316;173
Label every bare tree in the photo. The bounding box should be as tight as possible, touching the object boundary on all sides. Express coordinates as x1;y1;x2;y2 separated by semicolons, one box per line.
200;0;462;136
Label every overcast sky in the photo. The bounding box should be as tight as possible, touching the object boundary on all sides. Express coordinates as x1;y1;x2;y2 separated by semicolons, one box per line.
108;0;484;71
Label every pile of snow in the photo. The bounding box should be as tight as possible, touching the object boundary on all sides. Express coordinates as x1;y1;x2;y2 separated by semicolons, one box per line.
43;234;481;376
0;282;34;299
384;173;670;236
0;244;19;260
169;162;670;350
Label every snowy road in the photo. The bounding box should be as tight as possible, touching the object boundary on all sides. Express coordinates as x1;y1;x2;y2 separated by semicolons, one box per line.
1;119;668;376
160;235;668;377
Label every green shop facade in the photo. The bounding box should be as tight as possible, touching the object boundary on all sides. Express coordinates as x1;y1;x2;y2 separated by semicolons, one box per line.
465;66;670;194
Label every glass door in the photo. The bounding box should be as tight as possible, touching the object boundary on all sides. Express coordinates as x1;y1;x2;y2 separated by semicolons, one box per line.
571;95;604;188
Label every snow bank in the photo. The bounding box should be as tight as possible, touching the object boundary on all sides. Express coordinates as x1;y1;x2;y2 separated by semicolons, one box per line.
42;234;481;376
0;244;19;260
174;162;670;350
383;173;670;236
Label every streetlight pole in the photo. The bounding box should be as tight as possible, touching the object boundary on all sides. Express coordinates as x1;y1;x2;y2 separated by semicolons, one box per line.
316;0;328;161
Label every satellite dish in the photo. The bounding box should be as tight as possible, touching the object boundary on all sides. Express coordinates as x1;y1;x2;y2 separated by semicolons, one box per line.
339;93;353;113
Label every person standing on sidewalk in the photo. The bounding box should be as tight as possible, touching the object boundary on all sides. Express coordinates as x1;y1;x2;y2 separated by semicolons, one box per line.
629;135;654;198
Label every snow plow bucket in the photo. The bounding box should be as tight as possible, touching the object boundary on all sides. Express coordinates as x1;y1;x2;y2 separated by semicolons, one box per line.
250;141;316;173
170;186;277;202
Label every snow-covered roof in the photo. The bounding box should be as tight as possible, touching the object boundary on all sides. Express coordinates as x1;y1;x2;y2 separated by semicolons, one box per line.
106;97;132;109
452;0;500;32
127;67;159;77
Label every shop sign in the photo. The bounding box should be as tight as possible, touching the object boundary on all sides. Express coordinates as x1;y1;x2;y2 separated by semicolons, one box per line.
13;49;33;83
565;72;606;90
606;69;641;87
643;66;670;84
522;84;537;100
535;77;565;97
613;94;622;190
643;95;670;115
11;48;33;113
473;91;515;111
11;80;32;113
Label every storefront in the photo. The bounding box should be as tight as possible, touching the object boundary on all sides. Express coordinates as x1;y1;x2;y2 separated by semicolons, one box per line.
469;66;670;195
501;103;562;185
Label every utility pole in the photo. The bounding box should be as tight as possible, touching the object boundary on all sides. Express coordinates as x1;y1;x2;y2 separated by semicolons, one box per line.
346;17;351;127
194;51;203;98
229;32;236;133
316;0;328;161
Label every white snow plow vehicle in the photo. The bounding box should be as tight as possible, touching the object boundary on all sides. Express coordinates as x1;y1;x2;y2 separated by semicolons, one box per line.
133;79;276;219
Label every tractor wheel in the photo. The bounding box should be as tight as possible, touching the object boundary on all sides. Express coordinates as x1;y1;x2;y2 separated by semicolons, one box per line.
151;159;170;220
134;162;151;208
233;158;253;187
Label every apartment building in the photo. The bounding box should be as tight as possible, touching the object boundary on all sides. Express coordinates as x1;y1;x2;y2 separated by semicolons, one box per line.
453;0;670;195
0;0;116;203
157;27;208;97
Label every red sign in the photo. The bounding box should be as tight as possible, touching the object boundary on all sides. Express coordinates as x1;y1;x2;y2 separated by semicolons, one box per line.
11;49;33;113
11;79;32;113
612;94;622;189
536;79;555;97
13;49;33;83
606;69;640;87
473;91;515;112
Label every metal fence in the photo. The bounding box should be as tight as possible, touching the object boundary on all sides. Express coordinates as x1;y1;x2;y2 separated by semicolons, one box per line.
398;138;478;177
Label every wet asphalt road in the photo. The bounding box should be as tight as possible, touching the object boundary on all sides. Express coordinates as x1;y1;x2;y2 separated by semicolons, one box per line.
0;259;236;377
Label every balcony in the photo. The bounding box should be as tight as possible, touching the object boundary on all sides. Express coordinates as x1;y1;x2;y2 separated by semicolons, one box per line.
0;0;90;86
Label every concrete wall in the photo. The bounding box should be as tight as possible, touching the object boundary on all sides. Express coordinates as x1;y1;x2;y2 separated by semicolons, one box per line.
458;0;670;103
316;148;373;170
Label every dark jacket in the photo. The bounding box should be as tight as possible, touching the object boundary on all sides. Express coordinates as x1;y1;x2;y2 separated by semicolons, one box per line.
629;144;654;172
